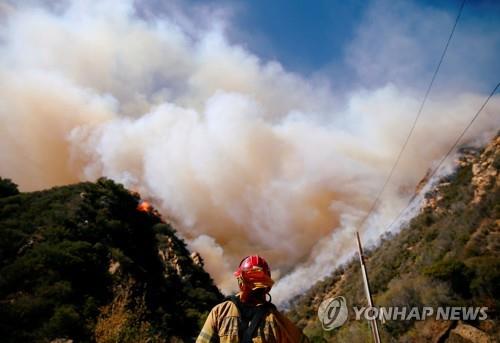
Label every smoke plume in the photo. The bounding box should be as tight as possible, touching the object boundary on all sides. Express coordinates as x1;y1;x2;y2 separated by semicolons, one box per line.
0;0;499;301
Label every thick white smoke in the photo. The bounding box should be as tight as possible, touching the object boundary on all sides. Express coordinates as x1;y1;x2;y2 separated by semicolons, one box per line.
0;1;499;299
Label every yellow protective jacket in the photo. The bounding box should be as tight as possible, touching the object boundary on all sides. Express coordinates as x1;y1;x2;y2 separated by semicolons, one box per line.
196;297;309;343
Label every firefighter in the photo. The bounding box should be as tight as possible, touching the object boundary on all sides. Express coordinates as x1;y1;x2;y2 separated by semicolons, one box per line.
196;255;309;343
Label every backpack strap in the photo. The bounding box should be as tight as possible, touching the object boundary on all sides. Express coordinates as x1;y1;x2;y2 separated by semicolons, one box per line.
226;295;275;343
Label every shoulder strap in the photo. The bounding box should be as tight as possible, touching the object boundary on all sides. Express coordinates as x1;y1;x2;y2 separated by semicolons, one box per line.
226;295;274;343
241;304;269;343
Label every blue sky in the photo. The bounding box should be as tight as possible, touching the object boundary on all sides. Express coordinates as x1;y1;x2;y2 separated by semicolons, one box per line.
178;0;500;94
224;0;367;73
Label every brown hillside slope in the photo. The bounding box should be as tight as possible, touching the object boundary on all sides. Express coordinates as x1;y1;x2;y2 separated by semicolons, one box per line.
288;134;500;342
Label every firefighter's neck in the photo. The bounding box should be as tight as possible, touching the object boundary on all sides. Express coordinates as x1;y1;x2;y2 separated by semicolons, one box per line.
239;290;266;306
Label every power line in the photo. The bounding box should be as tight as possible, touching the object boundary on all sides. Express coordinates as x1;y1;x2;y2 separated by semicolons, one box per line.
386;81;500;232
357;0;467;231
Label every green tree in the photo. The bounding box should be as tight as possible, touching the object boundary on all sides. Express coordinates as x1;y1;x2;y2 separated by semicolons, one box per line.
0;177;19;197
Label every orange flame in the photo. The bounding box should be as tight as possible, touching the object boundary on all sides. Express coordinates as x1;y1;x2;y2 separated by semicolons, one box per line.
137;201;152;213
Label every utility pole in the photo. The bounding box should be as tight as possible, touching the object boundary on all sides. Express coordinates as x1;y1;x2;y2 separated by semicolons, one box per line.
355;231;381;343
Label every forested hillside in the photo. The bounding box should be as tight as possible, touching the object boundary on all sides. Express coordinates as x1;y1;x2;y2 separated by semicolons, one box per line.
0;178;223;342
288;135;500;342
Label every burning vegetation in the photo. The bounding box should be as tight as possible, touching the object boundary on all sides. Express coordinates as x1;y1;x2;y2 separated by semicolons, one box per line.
137;200;164;220
137;200;152;213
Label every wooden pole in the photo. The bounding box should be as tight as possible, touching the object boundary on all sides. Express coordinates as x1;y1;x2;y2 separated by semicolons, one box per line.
355;231;381;343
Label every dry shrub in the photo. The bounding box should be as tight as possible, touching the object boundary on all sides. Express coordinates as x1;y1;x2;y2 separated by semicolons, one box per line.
95;279;165;343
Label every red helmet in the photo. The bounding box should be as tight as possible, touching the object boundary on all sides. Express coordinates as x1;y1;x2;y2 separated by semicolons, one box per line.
234;255;274;293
